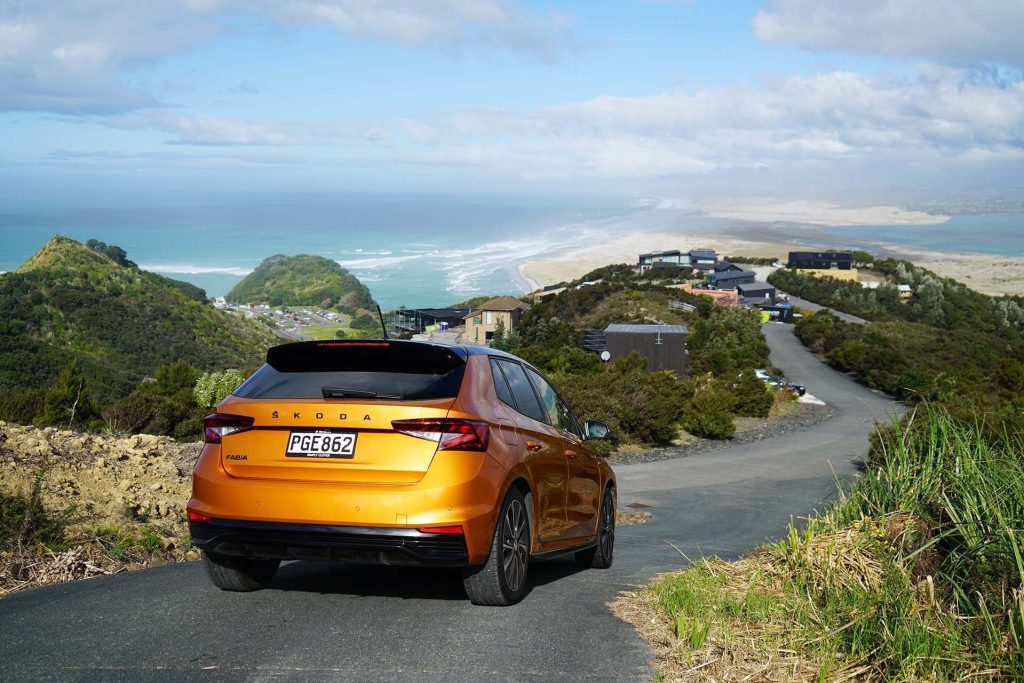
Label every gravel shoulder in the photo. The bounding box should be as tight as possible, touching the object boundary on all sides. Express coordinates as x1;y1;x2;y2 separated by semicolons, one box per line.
611;401;835;466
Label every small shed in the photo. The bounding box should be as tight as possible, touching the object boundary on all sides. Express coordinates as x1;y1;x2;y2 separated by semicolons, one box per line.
603;323;689;374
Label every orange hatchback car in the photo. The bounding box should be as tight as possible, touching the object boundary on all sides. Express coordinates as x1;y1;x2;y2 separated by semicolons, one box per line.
188;339;616;605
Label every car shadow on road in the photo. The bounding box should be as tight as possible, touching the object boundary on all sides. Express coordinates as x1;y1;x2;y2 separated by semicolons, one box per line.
266;557;588;602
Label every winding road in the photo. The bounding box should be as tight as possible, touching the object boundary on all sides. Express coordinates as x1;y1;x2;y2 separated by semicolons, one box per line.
0;325;898;682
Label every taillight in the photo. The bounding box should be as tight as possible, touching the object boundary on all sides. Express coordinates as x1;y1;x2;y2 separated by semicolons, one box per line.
187;510;212;522
391;419;489;452
203;413;255;444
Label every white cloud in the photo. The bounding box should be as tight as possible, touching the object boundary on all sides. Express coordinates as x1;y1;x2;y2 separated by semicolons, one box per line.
754;0;1024;68
0;0;576;114
388;67;1024;179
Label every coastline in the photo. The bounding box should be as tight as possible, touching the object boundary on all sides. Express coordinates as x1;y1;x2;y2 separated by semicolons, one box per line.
517;213;1024;297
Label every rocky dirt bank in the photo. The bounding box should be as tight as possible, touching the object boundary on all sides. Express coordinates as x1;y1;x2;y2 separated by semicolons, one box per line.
0;422;201;595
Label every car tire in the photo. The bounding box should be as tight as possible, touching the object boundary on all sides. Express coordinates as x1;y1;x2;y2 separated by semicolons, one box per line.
575;487;615;569
202;551;280;592
462;488;530;606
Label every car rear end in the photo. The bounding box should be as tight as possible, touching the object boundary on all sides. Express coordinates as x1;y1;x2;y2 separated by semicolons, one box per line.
188;340;507;568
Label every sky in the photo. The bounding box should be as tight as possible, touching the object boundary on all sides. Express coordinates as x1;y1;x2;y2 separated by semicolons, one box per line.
1;0;1023;205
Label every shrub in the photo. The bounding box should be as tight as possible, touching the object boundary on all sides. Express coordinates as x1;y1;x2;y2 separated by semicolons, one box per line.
682;383;736;439
0;469;70;551
194;369;247;409
0;388;46;425
350;312;379;330
732;371;774;418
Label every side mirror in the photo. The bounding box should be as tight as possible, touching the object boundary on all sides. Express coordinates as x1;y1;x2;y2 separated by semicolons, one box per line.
585;421;610;440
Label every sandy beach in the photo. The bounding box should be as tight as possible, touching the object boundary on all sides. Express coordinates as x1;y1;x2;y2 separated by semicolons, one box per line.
517;209;1024;297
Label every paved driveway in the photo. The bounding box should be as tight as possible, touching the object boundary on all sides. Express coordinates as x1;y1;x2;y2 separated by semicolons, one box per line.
0;325;899;682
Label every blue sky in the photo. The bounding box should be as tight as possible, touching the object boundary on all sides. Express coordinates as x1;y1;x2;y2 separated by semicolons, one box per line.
1;0;1022;204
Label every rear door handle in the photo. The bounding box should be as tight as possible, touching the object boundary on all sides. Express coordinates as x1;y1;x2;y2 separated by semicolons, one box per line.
525;440;543;453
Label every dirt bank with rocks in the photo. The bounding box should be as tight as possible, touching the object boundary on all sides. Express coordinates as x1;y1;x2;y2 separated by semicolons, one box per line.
0;422;201;595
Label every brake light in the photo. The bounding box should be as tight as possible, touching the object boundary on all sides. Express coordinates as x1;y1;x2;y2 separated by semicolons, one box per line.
317;341;390;347
391;419;490;452
203;413;255;444
187;510;212;522
418;525;464;535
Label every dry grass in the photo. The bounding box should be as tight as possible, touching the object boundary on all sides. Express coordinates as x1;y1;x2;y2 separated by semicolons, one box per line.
611;557;830;682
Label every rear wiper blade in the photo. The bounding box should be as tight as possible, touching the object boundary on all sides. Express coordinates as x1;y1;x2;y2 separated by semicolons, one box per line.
321;386;404;400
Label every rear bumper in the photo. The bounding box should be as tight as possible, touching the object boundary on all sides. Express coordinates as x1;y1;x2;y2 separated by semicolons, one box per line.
188;445;506;564
190;518;469;566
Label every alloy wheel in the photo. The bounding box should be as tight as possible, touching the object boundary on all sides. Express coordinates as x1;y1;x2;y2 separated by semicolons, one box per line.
599;491;614;560
501;499;529;591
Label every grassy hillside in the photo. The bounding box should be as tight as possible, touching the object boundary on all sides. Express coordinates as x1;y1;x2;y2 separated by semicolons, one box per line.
0;236;279;402
626;408;1024;680
226;254;375;313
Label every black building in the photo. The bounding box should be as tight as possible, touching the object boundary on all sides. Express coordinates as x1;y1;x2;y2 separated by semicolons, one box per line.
391;307;471;334
787;251;853;270
737;282;777;303
604;324;688;374
707;269;756;288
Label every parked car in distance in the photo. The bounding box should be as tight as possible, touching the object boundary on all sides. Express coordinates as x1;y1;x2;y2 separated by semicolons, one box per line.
763;374;806;397
189;339;616;606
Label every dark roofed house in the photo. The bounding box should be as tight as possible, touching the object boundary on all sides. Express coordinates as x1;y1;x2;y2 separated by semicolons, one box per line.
788;251;853;270
638;249;688;272
392;307;472;334
688;249;717;265
737;283;777;304
707;269;756;288
714;260;743;273
463;296;529;344
604;323;688;374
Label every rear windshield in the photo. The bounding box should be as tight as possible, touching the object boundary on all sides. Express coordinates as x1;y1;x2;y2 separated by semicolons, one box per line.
234;341;466;400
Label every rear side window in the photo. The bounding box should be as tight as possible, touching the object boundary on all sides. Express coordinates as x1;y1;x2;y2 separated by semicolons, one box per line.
495;359;546;423
234;341;466;400
489;358;517;408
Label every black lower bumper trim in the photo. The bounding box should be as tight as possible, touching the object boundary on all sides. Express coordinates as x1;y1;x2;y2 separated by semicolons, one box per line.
190;518;469;566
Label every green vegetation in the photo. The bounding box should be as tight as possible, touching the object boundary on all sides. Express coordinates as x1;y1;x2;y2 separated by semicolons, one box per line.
0;469;70;551
496;264;777;446
641;408;1024;680
227;254;376;314
93;524;165;562
193;369;247;409
769;254;1024;436
0;237;277;406
796;310;1023;436
769;259;1024;335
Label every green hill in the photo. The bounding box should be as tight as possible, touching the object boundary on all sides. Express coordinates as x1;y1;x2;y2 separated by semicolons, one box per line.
0;236;280;402
226;254;376;313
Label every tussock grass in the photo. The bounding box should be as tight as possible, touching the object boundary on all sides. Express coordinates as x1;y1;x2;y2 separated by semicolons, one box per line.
615;408;1024;681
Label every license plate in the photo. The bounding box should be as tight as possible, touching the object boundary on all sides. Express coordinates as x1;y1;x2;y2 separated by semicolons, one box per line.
285;431;357;459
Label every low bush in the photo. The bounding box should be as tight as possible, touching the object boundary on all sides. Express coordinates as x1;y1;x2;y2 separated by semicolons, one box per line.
681;383;736;440
0;469;70;551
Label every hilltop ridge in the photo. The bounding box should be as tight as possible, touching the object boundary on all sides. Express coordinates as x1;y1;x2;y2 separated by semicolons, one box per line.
227;253;376;314
0;236;279;402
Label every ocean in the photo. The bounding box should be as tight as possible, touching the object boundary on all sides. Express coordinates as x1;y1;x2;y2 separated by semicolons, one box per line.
823;214;1024;258
0;194;681;310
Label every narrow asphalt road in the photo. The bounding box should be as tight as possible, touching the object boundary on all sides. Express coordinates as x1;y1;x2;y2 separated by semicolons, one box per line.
0;325;898;682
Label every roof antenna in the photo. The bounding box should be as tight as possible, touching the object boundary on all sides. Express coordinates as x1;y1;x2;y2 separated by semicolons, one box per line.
376;305;390;340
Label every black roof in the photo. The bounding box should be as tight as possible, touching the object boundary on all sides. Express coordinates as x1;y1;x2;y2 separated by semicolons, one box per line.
714;260;739;272
788;251;852;261
737;283;775;294
402;307;472;317
639;249;682;259
689;249;716;259
712;269;756;280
